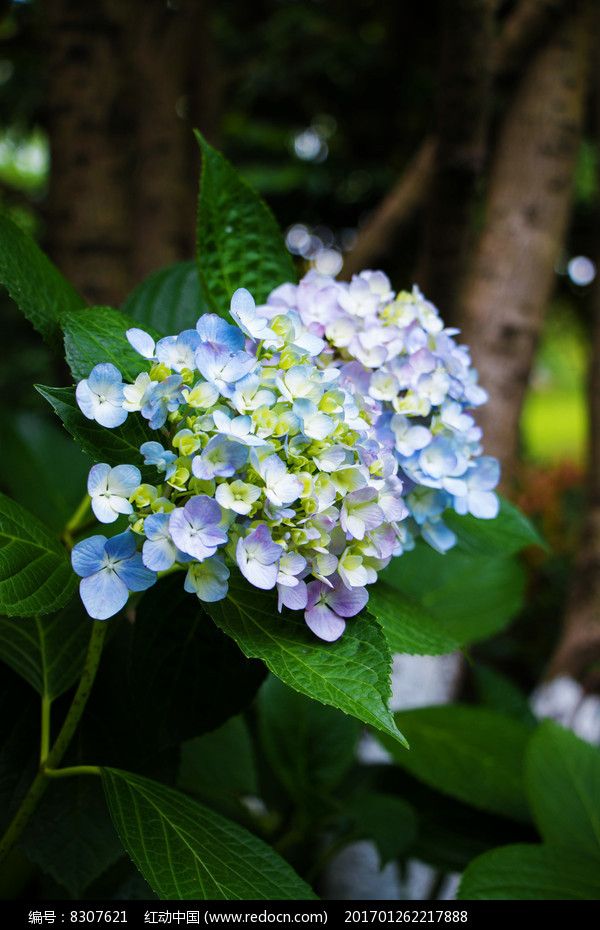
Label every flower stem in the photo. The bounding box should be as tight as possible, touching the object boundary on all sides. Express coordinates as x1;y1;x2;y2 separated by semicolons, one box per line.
62;494;92;549
39;695;51;765
65;494;92;534
0;621;107;864
44;765;101;779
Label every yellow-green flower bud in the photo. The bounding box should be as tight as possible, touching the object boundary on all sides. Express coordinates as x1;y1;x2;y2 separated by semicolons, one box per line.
150;362;171;381
130;484;158;509
151;497;175;513
172;428;201;456
166;466;190;491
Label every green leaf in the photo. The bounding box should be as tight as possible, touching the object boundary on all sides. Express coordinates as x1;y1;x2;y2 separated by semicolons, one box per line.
346;792;417;865
377;704;531;822
381;543;525;646
526;721;600;860
0;669;38;832
127;578;265;753
368;763;535;872
0;211;83;345
258;676;359;802
458;844;600;900
368;582;460;656
19;777;122;898
123;261;208;336
0;597;89;699
0;492;77;617
195;133;296;315
81;577;265;768
446;497;545;557
472;664;536;726
0;411;90;532
36;385;154;476
179;716;257;818
102;768;316;900
63;306;157;383
204;574;406;746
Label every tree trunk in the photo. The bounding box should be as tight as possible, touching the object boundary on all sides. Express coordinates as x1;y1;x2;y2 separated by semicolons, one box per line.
343;0;572;284
129;0;208;281
416;0;495;318
43;0;218;305
459;4;589;482
43;0;134;305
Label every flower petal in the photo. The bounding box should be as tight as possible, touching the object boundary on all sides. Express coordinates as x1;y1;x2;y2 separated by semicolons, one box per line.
87;463;111;496
104;531;137;561
91;496;119;524
126;328;156;359
107;464;142;497
304;603;346;642
142;537;176;571
80;570;129;620
115;553;156;592
71;535;108;578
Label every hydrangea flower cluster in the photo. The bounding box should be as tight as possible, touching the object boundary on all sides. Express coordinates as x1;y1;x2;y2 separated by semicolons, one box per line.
71;288;409;641
265;271;500;553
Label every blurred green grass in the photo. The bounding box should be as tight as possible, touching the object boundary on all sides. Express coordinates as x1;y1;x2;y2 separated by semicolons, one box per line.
521;299;589;465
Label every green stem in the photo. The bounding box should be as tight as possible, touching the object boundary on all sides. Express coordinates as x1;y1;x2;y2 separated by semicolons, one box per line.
39;695;51;765
65;494;92;533
0;621;107;864
157;563;186;581
44;765;101;779
62;494;92;548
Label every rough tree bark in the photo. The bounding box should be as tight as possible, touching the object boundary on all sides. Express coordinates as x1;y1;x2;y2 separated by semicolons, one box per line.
343;0;571;281
43;0;134;305
129;1;205;281
459;4;590;481
493;0;566;76
416;0;496;318
43;0;217;305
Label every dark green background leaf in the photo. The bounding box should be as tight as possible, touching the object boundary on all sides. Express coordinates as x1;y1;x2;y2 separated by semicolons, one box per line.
446;498;544;557
472;664;536;726
37;385;155;477
81;577;265;769
370;764;536;872
368;583;460;655
377;704;531;822
0;492;76;617
526;721;600;860
20;777;122;898
63;306;157;383
347;792;417;866
381;544;526;646
0;212;83;346
123;261;207;336
458;844;600;900
0;669;38;833
0;597;89;699
0;411;89;532
196;133;297;314
178;716;257;821
258;676;359;802
103;768;316;900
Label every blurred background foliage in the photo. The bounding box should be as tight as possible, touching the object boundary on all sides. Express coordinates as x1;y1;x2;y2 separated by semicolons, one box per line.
0;0;599;901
